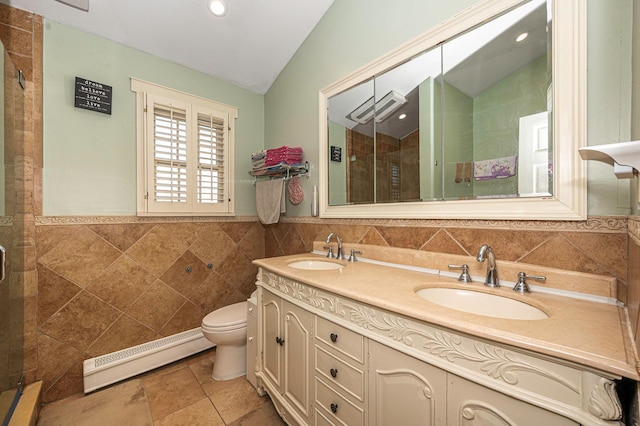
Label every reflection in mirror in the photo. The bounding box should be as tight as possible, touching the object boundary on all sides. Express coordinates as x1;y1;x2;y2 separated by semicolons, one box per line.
328;78;374;205
374;47;442;203
327;0;551;206
442;0;550;200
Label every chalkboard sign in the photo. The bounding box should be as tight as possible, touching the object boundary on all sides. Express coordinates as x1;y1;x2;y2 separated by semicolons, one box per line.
330;146;342;162
74;77;112;115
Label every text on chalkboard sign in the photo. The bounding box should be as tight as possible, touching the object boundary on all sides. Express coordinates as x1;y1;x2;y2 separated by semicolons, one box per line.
330;146;342;162
74;77;112;115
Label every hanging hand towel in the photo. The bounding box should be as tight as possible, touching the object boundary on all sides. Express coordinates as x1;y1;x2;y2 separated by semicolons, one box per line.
256;179;285;225
288;176;304;205
454;162;463;183
473;156;517;180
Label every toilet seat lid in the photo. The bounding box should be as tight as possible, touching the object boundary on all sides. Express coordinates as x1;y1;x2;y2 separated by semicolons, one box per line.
203;301;247;328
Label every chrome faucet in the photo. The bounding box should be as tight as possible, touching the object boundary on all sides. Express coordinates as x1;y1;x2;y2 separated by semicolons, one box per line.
325;233;344;259
476;245;499;288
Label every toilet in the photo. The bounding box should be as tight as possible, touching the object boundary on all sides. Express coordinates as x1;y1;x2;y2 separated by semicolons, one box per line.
201;300;249;380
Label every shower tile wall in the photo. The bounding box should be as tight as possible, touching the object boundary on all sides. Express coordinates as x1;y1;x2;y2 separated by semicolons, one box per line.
0;2;42;397
35;220;263;402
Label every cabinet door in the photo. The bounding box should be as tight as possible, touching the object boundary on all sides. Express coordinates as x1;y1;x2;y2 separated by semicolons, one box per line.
447;374;578;426
261;290;282;388
368;340;447;426
283;300;314;422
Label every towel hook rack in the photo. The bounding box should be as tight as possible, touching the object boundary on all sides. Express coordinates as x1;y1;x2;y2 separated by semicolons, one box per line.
251;161;309;186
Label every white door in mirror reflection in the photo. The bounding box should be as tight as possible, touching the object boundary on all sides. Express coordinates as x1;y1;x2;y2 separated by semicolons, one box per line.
518;112;549;196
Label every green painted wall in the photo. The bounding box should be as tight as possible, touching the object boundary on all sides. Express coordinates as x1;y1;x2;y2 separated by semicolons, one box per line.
43;20;264;215
328;120;347;205
418;77;441;201
442;81;474;200
40;0;634;217
472;55;547;197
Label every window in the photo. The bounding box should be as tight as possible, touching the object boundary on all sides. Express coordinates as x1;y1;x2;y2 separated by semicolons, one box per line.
132;79;237;215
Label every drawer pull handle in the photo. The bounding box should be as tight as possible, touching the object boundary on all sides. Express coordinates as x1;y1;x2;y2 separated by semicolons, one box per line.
330;368;338;378
330;333;338;343
275;337;285;345
330;403;338;414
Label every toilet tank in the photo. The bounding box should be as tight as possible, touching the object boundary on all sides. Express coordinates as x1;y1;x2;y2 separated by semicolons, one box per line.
246;290;258;389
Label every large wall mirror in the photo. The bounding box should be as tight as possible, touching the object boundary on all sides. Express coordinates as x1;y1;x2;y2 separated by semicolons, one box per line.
319;0;586;220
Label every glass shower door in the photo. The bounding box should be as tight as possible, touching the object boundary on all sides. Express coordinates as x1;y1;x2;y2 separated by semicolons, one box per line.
0;39;25;424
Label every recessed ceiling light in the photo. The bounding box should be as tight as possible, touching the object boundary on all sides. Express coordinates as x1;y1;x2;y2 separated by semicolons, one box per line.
398;113;407;120
516;32;529;42
208;0;227;16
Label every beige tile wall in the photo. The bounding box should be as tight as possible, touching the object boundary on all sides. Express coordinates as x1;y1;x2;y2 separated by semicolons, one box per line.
264;217;629;300
34;219;262;402
627;216;640;358
0;2;635;407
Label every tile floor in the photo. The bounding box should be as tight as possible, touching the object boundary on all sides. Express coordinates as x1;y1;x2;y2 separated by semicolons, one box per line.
37;348;286;425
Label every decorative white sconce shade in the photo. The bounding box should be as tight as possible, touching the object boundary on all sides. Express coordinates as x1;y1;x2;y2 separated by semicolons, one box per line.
579;141;640;179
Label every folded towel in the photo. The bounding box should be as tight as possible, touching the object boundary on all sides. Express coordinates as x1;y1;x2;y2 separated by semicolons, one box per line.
251;150;266;160
256;179;285;224
474;156;517;180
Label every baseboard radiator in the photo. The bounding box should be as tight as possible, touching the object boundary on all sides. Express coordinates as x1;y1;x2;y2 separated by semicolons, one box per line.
83;327;214;393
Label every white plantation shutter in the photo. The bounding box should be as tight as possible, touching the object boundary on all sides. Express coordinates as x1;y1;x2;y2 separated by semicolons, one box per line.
153;104;188;204
134;80;236;216
196;109;226;204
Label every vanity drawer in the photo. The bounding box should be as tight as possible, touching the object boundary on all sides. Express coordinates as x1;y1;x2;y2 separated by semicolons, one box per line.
315;345;364;402
314;408;336;426
315;377;365;426
315;316;364;363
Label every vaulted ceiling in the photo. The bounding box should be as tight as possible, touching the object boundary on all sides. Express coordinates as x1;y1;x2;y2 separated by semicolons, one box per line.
1;0;334;94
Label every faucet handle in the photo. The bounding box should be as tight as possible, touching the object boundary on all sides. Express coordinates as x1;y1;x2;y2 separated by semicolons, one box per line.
348;249;362;262
448;264;472;283
513;272;546;294
323;245;334;258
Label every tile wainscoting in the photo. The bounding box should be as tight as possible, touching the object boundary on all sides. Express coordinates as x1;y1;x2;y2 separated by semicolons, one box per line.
34;214;630;403
34;217;263;402
266;216;628;290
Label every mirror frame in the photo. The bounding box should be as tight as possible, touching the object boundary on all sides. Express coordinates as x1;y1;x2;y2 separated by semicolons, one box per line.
319;0;586;220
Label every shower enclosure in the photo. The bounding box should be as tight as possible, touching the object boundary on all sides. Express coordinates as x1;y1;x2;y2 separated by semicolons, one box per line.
0;39;25;424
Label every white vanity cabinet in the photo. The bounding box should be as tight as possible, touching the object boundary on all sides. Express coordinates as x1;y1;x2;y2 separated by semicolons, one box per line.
313;316;367;425
255;268;625;426
260;287;314;425
368;339;447;425
446;374;578;426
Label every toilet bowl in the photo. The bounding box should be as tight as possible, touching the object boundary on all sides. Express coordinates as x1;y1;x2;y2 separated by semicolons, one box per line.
201;301;248;380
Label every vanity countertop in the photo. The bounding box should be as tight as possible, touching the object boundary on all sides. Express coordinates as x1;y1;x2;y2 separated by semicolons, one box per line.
253;253;639;381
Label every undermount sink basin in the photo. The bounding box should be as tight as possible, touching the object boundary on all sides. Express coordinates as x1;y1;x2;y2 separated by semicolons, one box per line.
288;259;343;271
416;287;549;320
